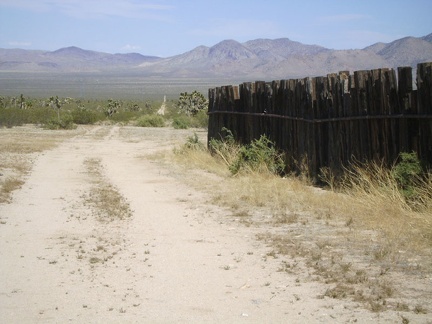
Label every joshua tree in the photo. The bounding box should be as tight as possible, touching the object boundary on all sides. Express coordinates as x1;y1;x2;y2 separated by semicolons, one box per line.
176;91;208;116
48;96;62;121
47;96;71;121
104;99;120;117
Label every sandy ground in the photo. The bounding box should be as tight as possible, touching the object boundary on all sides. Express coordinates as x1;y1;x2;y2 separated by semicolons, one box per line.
0;125;430;323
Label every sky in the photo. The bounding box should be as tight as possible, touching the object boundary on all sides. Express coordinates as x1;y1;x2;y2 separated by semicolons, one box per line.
0;0;431;57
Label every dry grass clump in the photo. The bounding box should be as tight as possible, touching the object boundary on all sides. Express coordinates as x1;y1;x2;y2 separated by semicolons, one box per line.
83;158;132;222
320;160;432;251
173;133;230;177
0;177;25;203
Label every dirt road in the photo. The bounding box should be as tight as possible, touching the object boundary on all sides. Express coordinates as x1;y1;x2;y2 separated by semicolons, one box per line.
0;126;418;323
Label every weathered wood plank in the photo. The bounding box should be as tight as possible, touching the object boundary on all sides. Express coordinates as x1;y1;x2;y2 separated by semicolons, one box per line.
398;66;413;154
417;62;432;163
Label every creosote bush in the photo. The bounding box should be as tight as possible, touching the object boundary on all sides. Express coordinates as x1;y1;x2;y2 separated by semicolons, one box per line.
184;132;206;151
391;152;423;199
71;108;100;125
230;135;285;175
136;115;165;127
209;129;285;176
172;108;209;129
172;116;190;129
43;114;76;130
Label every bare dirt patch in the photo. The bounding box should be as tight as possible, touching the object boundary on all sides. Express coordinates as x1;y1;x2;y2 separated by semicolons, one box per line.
0;125;431;323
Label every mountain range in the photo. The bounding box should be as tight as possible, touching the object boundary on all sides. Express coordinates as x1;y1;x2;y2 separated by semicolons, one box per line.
1;33;432;79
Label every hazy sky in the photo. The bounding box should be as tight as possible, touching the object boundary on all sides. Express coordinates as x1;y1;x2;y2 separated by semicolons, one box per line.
1;0;431;57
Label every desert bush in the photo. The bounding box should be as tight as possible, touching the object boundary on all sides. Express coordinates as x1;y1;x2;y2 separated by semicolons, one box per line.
71;108;100;124
230;135;285;175
110;110;142;123
209;128;241;168
183;133;206;151
172;116;190;129
43;113;76;130
172;109;208;129
136;115;165;127
191;109;209;128
209;129;285;176
391;152;423;199
0;106;56;127
0;108;26;127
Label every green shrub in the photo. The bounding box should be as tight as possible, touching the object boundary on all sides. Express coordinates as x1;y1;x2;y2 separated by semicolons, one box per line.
172;116;190;129
109;110;139;123
71;108;100;124
43;114;76;130
172;110;208;129
230;135;285;175
184;132;206;151
136;115;165;127
392;152;423;199
209;129;285;176
0;106;57;127
0;108;25;127
192;110;209;128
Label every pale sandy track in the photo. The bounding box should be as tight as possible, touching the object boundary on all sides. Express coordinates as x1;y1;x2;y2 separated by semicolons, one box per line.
0;125;411;323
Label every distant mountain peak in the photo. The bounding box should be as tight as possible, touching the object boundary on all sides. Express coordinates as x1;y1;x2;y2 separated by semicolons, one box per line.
421;33;432;42
209;40;255;60
55;45;82;51
51;46;92;54
47;46;103;60
1;33;431;77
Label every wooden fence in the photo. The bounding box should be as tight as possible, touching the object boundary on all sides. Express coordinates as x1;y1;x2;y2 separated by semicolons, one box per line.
207;62;432;176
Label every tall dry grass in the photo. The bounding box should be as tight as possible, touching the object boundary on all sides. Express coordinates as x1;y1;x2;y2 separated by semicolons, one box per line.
321;160;432;249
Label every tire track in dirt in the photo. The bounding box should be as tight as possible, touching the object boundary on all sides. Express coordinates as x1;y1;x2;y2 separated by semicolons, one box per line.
1;125;405;323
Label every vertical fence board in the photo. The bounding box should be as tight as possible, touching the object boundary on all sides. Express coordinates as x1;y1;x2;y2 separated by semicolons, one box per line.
385;68;399;161
417;62;432;162
398;66;413;154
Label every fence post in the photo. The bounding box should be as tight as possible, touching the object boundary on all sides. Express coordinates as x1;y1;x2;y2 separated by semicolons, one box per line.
398;66;413;153
417;62;432;163
241;82;254;143
207;88;216;145
327;73;341;171
353;70;371;161
383;68;399;161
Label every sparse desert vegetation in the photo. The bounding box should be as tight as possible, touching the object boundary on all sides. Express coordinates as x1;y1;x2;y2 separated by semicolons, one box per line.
0;94;208;129
173;131;432;315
